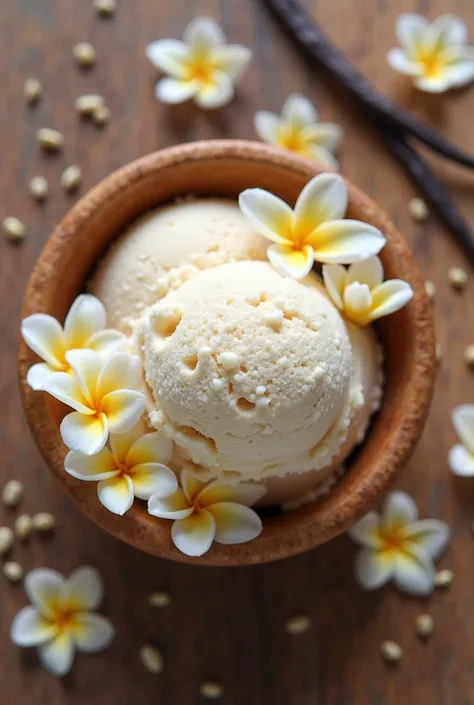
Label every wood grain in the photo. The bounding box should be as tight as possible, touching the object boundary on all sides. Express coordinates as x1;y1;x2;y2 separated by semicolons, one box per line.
1;0;473;702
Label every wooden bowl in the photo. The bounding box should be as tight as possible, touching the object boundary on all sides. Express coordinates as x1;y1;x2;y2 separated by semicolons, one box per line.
18;140;435;566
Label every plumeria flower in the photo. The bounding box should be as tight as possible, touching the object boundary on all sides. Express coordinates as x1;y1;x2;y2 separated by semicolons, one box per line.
21;294;127;391
11;566;114;678
387;13;474;93
238;173;385;280
254;93;343;170
146;16;252;109
148;471;266;557
322;256;413;326
348;491;450;596
46;350;145;456
64;423;177;516
448;404;474;476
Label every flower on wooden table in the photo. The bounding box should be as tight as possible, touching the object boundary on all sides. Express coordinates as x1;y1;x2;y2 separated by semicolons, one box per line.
254;93;343;170
64;422;177;515
11;566;114;678
45;350;145;456
387;13;474;92
322;255;413;326
348;491;450;596
448;404;474;476
146;16;252;109
21;294;127;390
238;173;385;280
148;471;266;557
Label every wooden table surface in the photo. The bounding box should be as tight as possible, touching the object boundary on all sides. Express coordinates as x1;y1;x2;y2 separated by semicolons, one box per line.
1;1;474;703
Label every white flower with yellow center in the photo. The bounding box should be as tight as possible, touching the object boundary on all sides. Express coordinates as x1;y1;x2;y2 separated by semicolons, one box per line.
21;294;127;391
348;491;450;596
238;173;386;280
254;93;343;170
10;566;114;678
387;13;474;93
148;471;266;557
448;404;474;476
64;423;177;515
46;350;145;456
322;256;413;327
146;16;252;109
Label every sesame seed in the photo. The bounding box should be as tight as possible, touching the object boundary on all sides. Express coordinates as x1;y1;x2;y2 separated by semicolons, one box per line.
435;569;453;588
381;640;402;663
464;344;474;370
75;94;105;116
92;104;110;127
424;280;435;301
61;165;82;193
285;613;311;634
36;127;64;151
139;644;163;674
148;591;171;608
409;198;429;222
2;480;24;507
0;527;14;555
416;614;434;638
74;42;96;68
435;342;442;364
2;217;26;242
32;512;55;532
448;267;468;290
14;514;33;540
94;0;116;16
200;681;224;699
29;176;48;201
3;561;24;583
24;77;42;105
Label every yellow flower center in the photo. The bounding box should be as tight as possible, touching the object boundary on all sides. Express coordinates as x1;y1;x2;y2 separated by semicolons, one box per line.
415;47;446;79
277;128;307;155
184;56;214;86
379;528;405;555
50;605;77;632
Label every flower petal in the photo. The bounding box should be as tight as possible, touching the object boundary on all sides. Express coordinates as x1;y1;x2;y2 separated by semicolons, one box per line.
395;13;429;53
195;70;235;109
301;122;343;152
238;188;293;244
97;475;134;516
355;548;394;590
148;489;194;519
65;566;104;611
25;569;65;619
100;390;145;434
305;144;340;171
26;362;55;391
21;314;66;369
253;110;281;144
343;282;373;316
212;44;252;82
64;447;117;482
130;463;178;500
87;329;128;357
345;255;384;289
307;219;385;264
428;14;468;52
38;632;74;678
11;606;57;646
393;544;435;596
347;511;382;548
66;349;103;402
184;16;225;53
267;243;314;280
386;48;422;76
442;57;474;89
60;412;108;455
452;405;474;454
281;93;318;131
414;74;450;93
145;39;189;77
448;444;474;476
210;502;262;544
402;519;450;561
45;372;92;414
64;294;106;349
294;173;348;237
197;479;266;507
155;77;198;104
181;470;208;502
126;431;174;467
322;263;346;309
369;280;414;321
171;509;216;557
383;491;418;529
97;353;142;398
72;613;115;653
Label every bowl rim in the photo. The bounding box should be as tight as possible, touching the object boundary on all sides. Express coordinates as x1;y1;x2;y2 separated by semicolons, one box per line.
18;139;435;566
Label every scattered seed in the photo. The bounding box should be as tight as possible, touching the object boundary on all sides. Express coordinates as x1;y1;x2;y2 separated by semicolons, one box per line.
36;127;64;151
148;591;171;608
94;0;116;16
285;613;311;635
409;197;429;222
92;104;110;127
435;342;442;364
32;512;55;532
15;514;33;540
200;681;224;699
75;93;105;116
0;527;14;555
24;77;42;105
381;640;402;664
424;280;435;301
139;644;163;674
463;344;474;370
74;42;96;68
29;176;49;201
3;561;23;583
448;266;468;290
416;614;434;638
2;217;26;242
435;568;453;588
61;165;82;192
2;480;24;507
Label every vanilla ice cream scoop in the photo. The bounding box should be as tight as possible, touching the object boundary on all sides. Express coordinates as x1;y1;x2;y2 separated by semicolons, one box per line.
139;261;352;481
